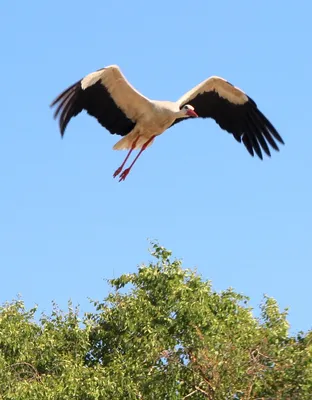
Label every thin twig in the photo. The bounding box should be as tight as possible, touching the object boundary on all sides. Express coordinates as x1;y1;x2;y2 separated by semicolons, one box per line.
9;362;41;382
183;389;198;399
195;386;210;398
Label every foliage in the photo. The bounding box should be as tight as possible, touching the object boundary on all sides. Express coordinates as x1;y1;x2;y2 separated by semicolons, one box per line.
0;243;311;399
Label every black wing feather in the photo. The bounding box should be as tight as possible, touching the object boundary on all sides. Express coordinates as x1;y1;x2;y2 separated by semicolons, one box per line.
245;113;271;157
170;90;283;159
50;79;136;137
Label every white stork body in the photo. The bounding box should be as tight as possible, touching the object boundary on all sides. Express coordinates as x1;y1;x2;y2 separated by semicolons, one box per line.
113;101;180;151
51;65;284;181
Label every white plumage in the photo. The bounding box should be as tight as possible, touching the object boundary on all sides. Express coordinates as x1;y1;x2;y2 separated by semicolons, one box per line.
50;64;284;181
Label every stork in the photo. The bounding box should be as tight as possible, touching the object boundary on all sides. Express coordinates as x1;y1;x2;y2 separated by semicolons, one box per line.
50;65;284;181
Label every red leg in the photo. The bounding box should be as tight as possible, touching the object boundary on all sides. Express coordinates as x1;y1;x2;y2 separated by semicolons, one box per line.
113;136;139;178
119;136;155;182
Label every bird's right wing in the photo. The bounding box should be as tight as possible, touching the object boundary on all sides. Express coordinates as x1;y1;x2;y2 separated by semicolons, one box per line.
171;76;284;159
50;65;153;137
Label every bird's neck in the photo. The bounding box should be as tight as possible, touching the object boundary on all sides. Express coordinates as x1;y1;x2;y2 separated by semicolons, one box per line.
175;109;187;119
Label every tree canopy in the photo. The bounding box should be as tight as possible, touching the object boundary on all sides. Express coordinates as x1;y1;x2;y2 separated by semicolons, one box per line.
1;243;311;399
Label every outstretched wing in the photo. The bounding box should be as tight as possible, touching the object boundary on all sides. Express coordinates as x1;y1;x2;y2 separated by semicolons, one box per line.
50;65;152;137
171;76;284;159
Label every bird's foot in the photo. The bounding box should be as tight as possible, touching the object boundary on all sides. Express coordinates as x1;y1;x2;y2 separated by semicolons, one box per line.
113;166;123;178
119;168;130;182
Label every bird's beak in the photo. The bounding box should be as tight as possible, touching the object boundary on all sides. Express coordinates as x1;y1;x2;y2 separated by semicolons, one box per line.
186;109;198;117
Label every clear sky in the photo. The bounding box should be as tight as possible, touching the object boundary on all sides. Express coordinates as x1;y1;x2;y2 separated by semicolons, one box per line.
0;1;311;333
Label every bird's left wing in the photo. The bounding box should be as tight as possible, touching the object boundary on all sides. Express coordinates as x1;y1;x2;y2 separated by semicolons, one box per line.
171;76;284;159
50;65;153;137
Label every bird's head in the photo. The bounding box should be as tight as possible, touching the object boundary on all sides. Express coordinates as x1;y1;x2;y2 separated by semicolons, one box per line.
181;104;198;118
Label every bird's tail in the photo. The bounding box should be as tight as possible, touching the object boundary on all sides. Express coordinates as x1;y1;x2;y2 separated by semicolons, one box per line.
113;133;154;150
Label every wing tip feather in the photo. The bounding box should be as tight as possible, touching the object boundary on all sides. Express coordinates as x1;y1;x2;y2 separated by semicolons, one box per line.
50;80;83;136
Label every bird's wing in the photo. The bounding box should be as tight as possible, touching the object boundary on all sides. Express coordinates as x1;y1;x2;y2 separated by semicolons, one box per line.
50;65;153;137
170;76;284;159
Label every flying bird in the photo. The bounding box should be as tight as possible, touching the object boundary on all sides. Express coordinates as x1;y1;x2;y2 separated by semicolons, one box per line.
50;65;284;181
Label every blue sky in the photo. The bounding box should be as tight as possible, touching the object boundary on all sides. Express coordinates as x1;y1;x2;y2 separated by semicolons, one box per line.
0;1;311;333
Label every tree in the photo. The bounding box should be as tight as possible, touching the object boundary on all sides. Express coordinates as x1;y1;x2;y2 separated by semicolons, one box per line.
0;243;311;399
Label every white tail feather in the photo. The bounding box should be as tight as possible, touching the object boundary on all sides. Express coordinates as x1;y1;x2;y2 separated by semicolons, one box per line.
113;133;154;150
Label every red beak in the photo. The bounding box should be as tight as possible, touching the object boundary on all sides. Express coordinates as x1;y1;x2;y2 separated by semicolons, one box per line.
186;109;198;117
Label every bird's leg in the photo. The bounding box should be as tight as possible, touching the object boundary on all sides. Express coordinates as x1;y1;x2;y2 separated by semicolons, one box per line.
119;136;155;182
113;136;139;178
